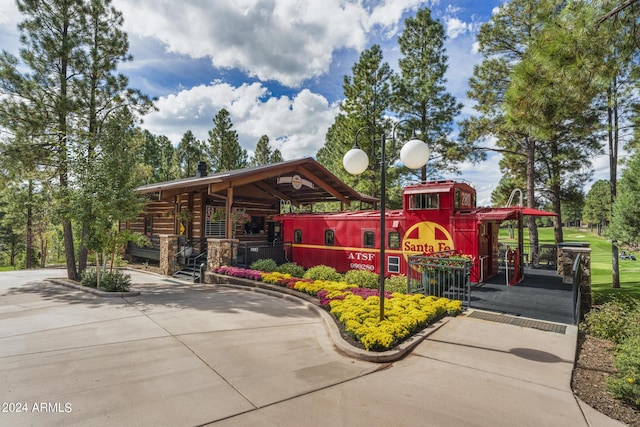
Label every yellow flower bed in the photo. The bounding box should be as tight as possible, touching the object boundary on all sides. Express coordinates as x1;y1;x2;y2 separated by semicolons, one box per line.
293;279;357;296
329;292;462;351
261;271;290;284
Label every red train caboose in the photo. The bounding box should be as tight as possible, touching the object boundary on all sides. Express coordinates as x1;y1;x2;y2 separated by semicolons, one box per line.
275;180;523;283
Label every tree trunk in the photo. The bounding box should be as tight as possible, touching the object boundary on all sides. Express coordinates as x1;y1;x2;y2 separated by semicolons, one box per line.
78;223;89;275
608;82;620;289
25;180;34;269
40;236;48;268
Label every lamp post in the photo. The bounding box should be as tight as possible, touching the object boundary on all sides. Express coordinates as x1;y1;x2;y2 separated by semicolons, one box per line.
342;121;430;321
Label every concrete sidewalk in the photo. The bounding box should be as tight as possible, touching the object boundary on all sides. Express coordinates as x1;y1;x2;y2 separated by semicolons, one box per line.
0;269;625;427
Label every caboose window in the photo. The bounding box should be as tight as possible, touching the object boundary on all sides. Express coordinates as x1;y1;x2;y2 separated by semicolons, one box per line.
324;229;335;246
388;256;400;274
388;231;400;249
455;189;474;208
294;229;302;243
409;193;438;210
363;231;375;248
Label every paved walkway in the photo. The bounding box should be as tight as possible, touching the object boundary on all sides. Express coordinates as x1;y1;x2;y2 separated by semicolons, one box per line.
0;269;624;427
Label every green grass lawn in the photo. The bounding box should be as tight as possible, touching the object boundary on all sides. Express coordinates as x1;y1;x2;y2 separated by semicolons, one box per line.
499;225;640;303
0;265;17;272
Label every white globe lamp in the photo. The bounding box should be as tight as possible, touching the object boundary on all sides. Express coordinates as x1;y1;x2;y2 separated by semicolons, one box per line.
400;137;430;169
343;147;369;175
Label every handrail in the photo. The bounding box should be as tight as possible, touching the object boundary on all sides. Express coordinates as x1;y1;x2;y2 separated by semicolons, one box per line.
572;254;583;324
190;252;207;282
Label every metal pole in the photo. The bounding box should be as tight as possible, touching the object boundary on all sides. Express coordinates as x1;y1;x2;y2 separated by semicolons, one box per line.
379;134;386;322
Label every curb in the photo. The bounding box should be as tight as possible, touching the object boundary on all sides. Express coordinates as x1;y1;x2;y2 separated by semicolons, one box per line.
48;278;141;297
207;273;451;363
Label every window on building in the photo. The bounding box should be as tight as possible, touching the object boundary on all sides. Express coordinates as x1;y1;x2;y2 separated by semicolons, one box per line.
144;216;153;236
388;256;400;274
363;230;375;248
409;193;439;210
294;229;302;243
388;231;400;249
205;206;225;237
325;229;335;246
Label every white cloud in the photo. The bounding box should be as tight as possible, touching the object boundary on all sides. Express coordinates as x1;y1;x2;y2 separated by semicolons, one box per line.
114;0;428;87
0;1;21;25
445;17;471;39
143;81;338;159
0;1;22;56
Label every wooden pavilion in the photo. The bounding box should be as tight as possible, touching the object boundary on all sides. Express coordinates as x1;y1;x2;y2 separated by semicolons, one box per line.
122;157;374;275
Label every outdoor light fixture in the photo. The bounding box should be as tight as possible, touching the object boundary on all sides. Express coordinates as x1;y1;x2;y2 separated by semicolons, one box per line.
342;121;430;321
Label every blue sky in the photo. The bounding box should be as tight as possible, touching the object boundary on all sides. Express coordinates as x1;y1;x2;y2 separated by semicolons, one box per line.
0;0;614;206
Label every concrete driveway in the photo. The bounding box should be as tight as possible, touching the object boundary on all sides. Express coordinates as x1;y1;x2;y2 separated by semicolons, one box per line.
0;269;623;427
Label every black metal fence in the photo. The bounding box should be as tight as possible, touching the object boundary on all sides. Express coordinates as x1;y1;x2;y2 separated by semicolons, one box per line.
572;253;583;325
232;241;289;268
407;251;472;307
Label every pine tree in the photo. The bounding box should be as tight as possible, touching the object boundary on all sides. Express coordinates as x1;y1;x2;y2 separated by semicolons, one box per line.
392;7;468;181
75;0;154;273
251;135;273;166
609;150;640;248
583;180;611;236
0;0;86;279
318;45;395;204
207;109;248;172
0;0;152;279
177;130;205;177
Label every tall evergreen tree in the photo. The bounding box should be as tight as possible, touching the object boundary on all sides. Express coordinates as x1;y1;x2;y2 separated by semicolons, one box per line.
0;0;152;279
140;130;179;183
75;0;154;273
177;130;205;177
207;108;248;172
318;45;395;204
0;0;86;279
462;0;549;262
251;135;273;166
609;150;640;248
271;149;283;163
583;180;612;235
392;7;469;181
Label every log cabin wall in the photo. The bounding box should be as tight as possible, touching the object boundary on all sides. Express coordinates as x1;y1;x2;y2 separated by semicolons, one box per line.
128;199;176;250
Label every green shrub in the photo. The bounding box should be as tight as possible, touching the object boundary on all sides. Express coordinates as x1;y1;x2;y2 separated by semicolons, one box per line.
276;262;305;278
607;334;640;409
80;268;99;288
385;275;409;294
302;265;342;281
584;300;638;343
80;268;131;292
344;270;379;288
250;258;278;272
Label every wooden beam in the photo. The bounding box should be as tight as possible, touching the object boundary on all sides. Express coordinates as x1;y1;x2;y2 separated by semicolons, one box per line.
296;165;351;205
208;164;299;193
226;187;234;239
253;182;301;207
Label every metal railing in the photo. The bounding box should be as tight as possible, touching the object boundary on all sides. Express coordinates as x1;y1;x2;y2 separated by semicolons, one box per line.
407;251;472;307
232;241;289;268
572;253;583;325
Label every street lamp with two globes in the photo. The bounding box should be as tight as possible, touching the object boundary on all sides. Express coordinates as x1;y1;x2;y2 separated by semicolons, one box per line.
342;121;430;321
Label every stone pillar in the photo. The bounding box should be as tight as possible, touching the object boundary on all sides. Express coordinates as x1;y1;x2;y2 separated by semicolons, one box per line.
159;234;179;275
207;238;238;270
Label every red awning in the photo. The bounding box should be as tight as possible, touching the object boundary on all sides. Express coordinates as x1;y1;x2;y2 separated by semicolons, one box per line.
520;207;558;216
476;208;519;221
